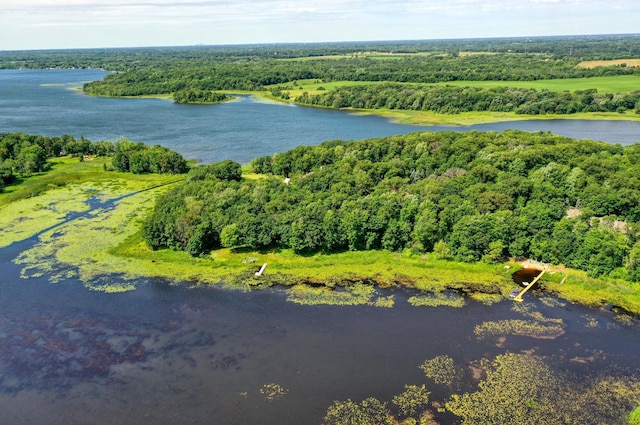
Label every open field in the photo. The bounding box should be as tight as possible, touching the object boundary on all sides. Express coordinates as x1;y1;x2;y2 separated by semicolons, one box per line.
579;59;640;68
432;75;640;94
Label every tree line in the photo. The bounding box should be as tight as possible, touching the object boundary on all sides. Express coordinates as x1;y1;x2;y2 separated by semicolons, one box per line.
173;89;228;104
291;84;640;115
0;133;188;192
82;53;640;99
142;130;640;281
2;34;638;71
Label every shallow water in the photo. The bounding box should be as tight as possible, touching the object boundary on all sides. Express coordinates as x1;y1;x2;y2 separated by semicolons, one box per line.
1;235;640;424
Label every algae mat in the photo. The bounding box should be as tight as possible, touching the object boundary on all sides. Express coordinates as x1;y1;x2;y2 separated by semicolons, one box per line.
3;180;172;292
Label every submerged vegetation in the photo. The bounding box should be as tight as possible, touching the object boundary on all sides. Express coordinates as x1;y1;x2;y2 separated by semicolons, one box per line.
320;350;640;425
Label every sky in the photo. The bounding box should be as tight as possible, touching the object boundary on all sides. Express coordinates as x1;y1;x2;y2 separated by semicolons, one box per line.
1;0;639;50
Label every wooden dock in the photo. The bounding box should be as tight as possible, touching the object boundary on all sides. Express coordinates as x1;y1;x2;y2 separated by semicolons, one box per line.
512;267;547;302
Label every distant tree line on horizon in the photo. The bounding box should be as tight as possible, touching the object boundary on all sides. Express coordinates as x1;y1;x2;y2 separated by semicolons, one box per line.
143;130;640;282
1;34;638;70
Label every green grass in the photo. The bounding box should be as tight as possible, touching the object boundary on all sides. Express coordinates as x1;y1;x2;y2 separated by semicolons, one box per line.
433;75;640;94
0;156;180;207
262;76;640;126
544;270;640;315
362;109;640;126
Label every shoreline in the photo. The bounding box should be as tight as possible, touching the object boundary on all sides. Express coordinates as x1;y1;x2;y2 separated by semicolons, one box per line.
81;88;640;127
2;159;639;316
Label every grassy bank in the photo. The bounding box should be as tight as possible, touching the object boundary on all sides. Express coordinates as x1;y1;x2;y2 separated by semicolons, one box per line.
348;108;640;126
255;89;640;126
3;159;640;315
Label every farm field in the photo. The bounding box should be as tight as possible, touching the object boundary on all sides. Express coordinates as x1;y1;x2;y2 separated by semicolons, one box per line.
271;75;640;97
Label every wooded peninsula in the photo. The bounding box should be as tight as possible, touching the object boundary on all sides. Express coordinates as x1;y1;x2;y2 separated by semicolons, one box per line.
1;34;640;316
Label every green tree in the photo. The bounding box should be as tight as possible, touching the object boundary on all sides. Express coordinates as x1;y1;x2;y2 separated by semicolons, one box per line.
483;240;506;263
432;240;453;260
17;144;48;174
220;223;241;248
627;241;640;282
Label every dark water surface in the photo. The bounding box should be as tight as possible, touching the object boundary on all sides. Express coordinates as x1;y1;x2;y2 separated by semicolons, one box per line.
1;69;640;424
2;237;639;424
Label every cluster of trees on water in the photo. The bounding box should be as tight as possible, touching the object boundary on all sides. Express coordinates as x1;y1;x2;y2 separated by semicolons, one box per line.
173;89;228;104
143;130;640;281
0;133;188;192
292;84;640;115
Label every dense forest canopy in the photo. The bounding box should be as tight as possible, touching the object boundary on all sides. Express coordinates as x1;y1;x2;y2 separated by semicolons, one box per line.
143;130;640;282
289;84;640;115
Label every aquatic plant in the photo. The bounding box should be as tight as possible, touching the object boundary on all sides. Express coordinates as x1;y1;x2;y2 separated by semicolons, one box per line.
446;353;564;425
476;303;566;340
407;292;465;308
446;353;640;425
8;174;193;292
629;406;640;425
392;384;430;417
419;355;463;388
286;283;394;307
539;296;566;308
468;292;504;305
259;383;288;402
474;319;565;340
322;398;393;425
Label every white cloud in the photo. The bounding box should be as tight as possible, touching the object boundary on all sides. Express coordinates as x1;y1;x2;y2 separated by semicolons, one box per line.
1;0;638;49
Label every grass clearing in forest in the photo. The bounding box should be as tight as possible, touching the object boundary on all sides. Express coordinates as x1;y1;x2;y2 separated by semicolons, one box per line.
268;75;640;102
578;59;640;68
435;75;640;94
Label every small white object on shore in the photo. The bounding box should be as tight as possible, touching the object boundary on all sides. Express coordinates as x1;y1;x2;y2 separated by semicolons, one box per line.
255;263;267;276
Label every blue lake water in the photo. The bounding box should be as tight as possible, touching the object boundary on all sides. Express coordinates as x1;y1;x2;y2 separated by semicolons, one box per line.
1;69;640;424
1;69;638;165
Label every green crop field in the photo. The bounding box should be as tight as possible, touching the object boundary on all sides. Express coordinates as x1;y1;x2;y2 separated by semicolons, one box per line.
434;75;640;94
